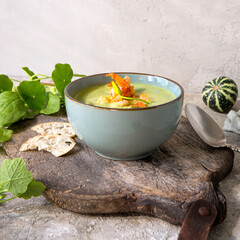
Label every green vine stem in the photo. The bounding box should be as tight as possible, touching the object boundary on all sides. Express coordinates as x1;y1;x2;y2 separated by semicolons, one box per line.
73;74;86;77
10;78;21;83
29;74;51;81
0;195;18;203
0;189;8;194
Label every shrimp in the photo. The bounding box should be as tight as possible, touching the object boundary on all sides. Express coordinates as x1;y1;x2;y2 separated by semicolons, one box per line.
117;100;130;107
124;75;131;85
112;95;121;102
97;96;110;104
106;73;135;97
132;101;147;108
120;86;135;97
104;73;150;108
106;73;129;88
139;94;152;103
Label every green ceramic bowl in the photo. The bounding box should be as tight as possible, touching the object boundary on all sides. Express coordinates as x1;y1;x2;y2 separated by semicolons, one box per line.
65;73;184;160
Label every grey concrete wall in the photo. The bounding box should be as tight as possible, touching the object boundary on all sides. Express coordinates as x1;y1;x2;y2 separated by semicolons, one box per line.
1;0;240;92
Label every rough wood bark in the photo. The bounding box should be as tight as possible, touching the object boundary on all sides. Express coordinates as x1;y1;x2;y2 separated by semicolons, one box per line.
3;110;234;225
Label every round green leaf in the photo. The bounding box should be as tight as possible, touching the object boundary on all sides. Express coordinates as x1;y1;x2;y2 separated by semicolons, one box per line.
19;179;45;199
18;81;46;111
0;158;33;195
52;63;73;97
0;128;13;143
0;75;13;93
40;92;60;115
0;91;28;128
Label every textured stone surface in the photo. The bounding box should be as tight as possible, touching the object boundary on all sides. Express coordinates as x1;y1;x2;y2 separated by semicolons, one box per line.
0;93;240;240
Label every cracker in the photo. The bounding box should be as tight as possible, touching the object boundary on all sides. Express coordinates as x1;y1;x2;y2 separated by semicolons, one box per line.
20;134;76;157
31;122;75;137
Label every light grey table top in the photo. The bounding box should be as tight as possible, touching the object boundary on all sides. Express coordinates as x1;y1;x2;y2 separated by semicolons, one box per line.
0;93;240;240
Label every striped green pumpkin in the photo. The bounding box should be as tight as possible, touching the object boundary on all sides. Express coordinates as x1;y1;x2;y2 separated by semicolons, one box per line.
202;76;238;113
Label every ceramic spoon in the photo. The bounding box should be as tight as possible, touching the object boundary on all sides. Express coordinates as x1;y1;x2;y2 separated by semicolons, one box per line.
185;103;240;152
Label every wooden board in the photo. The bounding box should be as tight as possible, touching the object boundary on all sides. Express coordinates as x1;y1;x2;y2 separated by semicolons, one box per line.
3;110;234;226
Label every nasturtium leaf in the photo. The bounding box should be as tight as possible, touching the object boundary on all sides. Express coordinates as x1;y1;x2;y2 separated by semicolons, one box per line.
18;81;46;111
52;63;73;97
19;179;45;199
0;128;13;143
40;92;60;115
22;67;38;80
0;158;33;195
0;75;13;93
0;91;28;128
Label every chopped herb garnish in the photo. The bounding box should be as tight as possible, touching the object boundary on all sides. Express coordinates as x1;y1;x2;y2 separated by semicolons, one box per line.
111;81;149;105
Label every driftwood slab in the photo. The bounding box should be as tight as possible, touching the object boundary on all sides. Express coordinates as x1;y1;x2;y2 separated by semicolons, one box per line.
3;111;234;226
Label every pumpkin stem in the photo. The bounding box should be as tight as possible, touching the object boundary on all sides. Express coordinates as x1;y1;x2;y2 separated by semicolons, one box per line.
213;85;219;91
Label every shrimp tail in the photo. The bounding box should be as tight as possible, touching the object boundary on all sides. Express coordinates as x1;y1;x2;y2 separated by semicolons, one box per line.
106;73;129;88
133;101;147;108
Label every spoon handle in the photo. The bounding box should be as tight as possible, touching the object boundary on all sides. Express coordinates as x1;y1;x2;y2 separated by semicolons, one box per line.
226;144;240;153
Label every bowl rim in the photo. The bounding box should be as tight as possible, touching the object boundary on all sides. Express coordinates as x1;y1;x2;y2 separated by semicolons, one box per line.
64;72;184;111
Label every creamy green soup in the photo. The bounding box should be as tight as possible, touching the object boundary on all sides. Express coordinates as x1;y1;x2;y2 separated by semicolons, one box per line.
75;83;176;108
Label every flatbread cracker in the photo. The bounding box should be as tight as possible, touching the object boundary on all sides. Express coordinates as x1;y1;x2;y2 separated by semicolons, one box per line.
31;122;75;137
20;134;76;157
